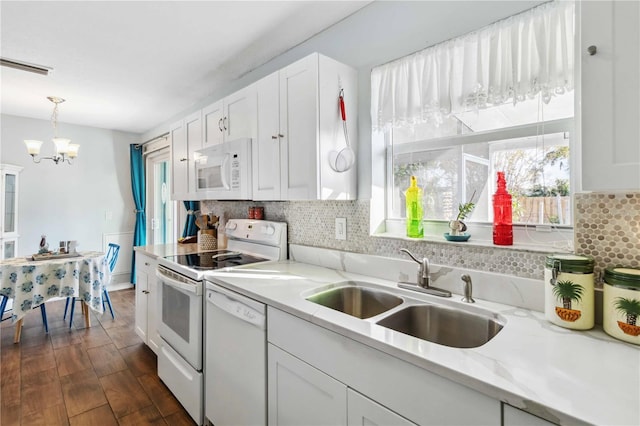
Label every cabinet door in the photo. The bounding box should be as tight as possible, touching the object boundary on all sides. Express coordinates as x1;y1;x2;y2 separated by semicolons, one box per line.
280;54;319;200
503;404;556;426
134;256;150;344
253;71;282;200
202;100;224;147
224;85;257;141
3;172;18;236
146;259;160;354
268;343;347;426
169;120;188;200
185;111;202;197
347;389;416;426
581;1;640;190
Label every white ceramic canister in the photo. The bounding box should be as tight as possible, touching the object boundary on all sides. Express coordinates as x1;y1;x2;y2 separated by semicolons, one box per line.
603;267;640;345
544;254;595;330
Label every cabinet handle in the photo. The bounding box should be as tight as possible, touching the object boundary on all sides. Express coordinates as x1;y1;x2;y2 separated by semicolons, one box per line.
180;158;188;162
218;118;223;132
587;45;597;56
223;117;228;131
278;134;284;138
271;135;278;140
142;290;149;294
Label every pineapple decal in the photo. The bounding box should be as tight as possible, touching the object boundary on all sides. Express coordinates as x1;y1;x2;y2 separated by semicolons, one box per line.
552;280;584;322
614;297;640;336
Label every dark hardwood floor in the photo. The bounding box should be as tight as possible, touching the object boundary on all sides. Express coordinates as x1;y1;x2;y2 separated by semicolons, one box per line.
0;289;196;426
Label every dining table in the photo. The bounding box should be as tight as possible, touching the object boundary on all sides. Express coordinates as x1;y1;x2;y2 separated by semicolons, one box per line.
0;251;111;343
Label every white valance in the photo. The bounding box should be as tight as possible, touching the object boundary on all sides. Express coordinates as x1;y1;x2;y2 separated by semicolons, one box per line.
371;1;575;130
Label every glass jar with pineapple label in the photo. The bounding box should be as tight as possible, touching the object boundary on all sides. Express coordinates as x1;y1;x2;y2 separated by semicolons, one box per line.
544;254;595;330
603;267;640;345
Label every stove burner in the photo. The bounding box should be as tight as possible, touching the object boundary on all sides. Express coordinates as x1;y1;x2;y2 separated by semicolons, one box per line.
165;250;268;270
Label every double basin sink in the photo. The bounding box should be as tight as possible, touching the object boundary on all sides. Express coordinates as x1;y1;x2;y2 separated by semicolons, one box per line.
305;282;504;349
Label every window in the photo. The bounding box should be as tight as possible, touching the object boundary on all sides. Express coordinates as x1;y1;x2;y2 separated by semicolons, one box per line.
371;1;576;248
388;94;574;226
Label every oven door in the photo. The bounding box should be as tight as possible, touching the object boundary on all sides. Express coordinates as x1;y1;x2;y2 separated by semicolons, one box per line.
156;267;203;370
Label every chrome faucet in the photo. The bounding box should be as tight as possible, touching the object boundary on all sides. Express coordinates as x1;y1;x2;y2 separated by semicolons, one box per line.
461;274;475;303
398;248;451;297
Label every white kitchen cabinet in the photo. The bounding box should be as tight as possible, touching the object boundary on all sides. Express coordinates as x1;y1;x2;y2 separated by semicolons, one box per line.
253;52;358;201
0;164;22;259
268;307;500;425
347;389;416;426
268;343;347;426
202;85;257;148
134;252;160;354
580;0;640;191
170;111;202;200
503;404;556;426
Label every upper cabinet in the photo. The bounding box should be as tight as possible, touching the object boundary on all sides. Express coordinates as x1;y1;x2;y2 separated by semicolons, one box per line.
170;111;202;200
1;164;22;259
581;0;640;191
253;53;358;200
202;85;257;148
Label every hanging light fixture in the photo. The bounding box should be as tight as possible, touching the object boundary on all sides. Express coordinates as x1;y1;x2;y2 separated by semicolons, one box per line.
24;96;79;165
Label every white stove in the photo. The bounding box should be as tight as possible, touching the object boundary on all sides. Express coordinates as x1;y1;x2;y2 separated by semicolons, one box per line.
155;219;287;425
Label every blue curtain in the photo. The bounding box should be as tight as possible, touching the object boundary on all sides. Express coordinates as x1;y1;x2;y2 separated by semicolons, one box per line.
182;201;199;238
130;145;146;284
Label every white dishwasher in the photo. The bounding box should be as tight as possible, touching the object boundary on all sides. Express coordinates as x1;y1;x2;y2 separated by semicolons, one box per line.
205;280;267;426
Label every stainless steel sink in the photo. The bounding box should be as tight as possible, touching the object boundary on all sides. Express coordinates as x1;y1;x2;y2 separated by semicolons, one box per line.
307;283;403;319
376;304;504;348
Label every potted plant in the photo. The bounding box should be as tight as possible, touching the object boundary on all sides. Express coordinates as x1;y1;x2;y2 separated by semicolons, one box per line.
448;191;476;236
614;297;640;336
552;280;584;322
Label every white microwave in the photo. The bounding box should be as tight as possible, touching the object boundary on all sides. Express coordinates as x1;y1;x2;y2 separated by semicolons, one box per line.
194;138;252;200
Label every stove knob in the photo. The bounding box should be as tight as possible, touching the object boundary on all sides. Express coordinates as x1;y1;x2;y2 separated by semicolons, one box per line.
262;225;275;235
226;222;238;231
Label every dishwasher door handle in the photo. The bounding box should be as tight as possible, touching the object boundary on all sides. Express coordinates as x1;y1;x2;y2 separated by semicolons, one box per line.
207;290;266;330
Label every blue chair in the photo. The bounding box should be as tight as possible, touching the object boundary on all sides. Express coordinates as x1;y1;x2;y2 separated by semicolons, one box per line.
1;295;49;333
64;243;120;328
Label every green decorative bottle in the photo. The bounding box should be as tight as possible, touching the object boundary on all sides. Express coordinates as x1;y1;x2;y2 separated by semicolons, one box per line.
405;176;424;238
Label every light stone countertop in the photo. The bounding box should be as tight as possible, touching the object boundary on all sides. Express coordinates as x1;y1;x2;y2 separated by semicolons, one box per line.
204;258;640;426
134;243;200;259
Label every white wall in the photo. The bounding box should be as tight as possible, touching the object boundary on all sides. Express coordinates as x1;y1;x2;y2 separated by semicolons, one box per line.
0;114;140;258
142;1;543;199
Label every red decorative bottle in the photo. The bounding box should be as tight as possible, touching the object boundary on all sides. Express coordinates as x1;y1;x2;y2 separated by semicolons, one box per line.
492;172;513;245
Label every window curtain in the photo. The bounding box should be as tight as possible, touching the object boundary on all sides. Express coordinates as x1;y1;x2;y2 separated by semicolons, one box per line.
182;201;199;238
130;145;146;284
371;0;575;130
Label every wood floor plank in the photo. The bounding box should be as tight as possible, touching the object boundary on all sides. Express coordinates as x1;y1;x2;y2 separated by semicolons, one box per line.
163;408;197;426
68;403;118;426
137;373;182;417
55;343;93;377
21;347;57;378
104;324;142;349
50;327;85;350
86;343;127;377
119;343;157;377
0;403;20;426
20;367;64;417
117;404;167;426
80;326;113;349
27;403;70;426
99;369;153;418
60;367;109;418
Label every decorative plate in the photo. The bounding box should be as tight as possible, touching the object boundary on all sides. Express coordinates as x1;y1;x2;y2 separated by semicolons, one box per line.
444;233;471;242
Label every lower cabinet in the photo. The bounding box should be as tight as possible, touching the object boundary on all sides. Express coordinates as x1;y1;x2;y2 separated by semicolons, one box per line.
268;344;347;426
268;343;415;426
134;252;160;354
267;307;498;425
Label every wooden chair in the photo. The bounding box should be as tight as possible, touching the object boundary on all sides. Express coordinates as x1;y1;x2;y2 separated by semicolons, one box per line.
1;295;49;342
64;243;120;328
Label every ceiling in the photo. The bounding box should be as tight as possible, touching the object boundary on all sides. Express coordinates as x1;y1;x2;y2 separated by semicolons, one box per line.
0;1;370;134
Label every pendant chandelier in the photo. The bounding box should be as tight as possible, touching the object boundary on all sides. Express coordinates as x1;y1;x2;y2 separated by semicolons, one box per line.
24;96;79;165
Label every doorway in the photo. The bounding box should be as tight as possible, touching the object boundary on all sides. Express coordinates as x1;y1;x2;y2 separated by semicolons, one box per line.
145;147;177;245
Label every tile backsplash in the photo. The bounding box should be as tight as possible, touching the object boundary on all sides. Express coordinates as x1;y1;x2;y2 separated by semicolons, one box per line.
203;191;640;281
